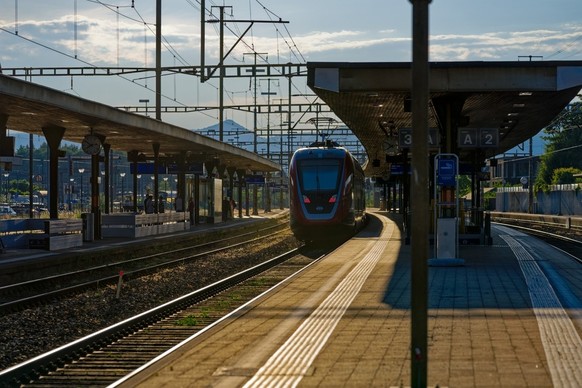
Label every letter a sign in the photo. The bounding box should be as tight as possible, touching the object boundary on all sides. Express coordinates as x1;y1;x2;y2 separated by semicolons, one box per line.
458;128;477;147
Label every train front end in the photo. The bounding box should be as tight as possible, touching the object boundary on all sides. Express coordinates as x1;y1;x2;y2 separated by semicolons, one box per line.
289;146;356;241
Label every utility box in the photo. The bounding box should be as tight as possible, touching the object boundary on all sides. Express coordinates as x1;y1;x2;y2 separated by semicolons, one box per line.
436;217;457;258
82;213;94;242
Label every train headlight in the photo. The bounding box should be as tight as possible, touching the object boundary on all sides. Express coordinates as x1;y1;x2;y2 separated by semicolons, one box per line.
302;195;311;204
328;194;337;203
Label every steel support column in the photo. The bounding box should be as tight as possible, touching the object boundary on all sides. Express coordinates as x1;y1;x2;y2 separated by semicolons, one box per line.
153;143;160;213
103;143;111;214
41;125;65;219
410;1;431;386
91;152;101;238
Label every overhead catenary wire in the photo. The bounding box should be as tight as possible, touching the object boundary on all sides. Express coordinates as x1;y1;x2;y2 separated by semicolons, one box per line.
0;25;218;121
544;26;582;60
1;0;314;121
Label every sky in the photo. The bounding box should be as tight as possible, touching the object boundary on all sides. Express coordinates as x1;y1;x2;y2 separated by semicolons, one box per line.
1;0;581;155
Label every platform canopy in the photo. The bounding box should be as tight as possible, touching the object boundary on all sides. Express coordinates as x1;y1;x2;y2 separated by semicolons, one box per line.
0;74;280;173
307;61;582;177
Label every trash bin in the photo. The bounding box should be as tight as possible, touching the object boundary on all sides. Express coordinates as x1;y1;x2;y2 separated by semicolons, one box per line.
82;213;94;242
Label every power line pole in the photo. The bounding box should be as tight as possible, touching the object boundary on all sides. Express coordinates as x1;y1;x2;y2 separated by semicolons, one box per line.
212;6;232;141
201;5;288;142
243;52;267;154
261;78;277;158
287;64;293;166
155;0;161;121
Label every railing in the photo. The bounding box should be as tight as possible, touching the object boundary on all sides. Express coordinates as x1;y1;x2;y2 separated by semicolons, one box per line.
489;211;582;231
497;183;581;192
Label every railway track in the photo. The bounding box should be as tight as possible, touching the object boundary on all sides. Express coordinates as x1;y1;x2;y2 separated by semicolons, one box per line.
0;244;331;387
494;220;582;265
0;223;288;314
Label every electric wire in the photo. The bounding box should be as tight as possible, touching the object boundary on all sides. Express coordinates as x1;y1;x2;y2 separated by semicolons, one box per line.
545;26;582;60
0;25;217;121
1;1;314;120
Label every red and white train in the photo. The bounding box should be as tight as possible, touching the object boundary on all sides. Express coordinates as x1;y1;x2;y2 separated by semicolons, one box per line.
289;142;366;241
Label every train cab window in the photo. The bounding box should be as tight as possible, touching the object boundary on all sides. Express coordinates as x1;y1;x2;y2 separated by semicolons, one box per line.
298;159;341;191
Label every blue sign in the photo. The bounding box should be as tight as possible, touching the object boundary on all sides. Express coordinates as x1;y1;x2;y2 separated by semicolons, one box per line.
390;164;412;175
437;158;457;186
167;163;204;174
131;163;167;174
246;175;265;184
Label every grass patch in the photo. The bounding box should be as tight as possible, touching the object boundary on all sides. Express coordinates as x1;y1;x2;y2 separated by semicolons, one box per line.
176;314;199;326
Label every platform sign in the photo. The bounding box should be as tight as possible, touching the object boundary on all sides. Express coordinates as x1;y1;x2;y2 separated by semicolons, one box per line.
398;128;439;148
246;175;265;184
479;128;499;148
458;128;499;148
390;163;412;175
167;163;204;174
437;158;457;186
458;128;478;147
131;163;167;174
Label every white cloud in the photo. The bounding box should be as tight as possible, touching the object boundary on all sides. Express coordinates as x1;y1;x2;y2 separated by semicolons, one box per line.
1;10;581;66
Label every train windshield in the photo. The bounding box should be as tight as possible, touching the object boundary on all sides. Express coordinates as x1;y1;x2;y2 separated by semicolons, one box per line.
298;159;341;191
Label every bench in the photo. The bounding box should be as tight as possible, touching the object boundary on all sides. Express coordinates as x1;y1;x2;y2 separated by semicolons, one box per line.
27;219;83;251
101;212;189;238
0;219;83;251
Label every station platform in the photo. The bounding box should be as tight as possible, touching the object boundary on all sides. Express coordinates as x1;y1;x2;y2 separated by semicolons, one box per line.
113;211;582;387
0;209;289;272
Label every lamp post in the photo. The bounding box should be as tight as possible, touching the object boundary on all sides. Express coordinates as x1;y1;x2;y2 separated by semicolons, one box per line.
137;174;142;210
69;177;74;211
100;170;108;214
2;172;9;203
120;172;126;212
163;177;168;211
149;175;155;212
78;168;85;212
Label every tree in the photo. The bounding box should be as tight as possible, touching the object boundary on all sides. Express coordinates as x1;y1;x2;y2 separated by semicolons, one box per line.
16;142;82;159
534;99;582;191
551;167;582;185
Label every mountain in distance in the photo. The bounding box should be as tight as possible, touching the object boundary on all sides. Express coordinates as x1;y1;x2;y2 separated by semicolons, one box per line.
192;119;286;155
9;120;258;151
193;119;257;150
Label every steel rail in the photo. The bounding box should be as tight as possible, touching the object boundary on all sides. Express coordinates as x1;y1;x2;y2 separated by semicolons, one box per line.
0;247;303;386
0;222;283;292
0;228;288;314
494;221;582;265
